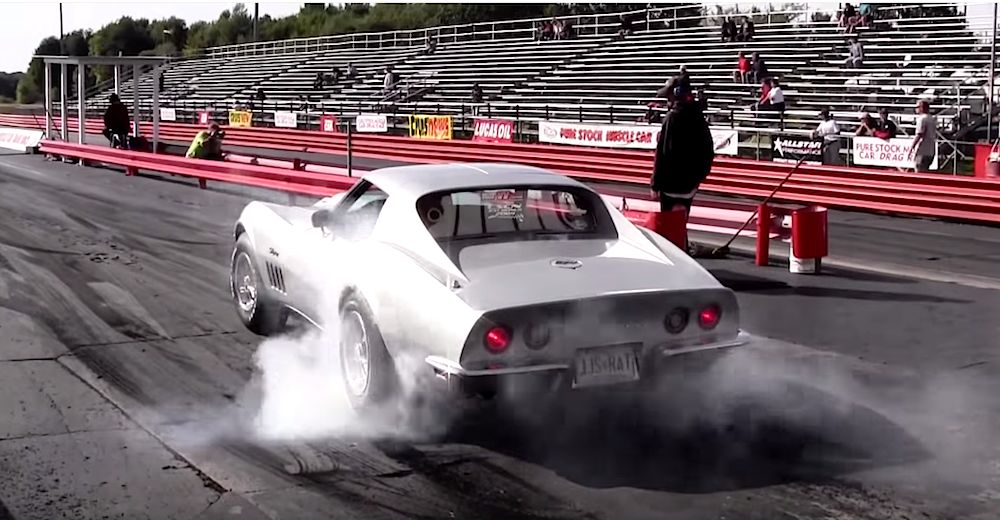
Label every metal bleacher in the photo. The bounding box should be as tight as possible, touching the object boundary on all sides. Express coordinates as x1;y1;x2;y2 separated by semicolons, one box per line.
81;4;995;143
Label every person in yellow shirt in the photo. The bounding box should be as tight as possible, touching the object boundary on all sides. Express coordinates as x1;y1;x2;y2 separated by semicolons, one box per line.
185;122;226;160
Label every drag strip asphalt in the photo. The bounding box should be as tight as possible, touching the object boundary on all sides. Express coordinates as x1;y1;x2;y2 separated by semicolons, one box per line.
0;152;998;520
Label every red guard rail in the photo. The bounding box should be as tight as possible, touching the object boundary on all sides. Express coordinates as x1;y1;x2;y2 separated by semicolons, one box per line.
7;113;1000;224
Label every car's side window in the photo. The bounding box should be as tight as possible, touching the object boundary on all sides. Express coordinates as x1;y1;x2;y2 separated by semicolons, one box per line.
335;181;388;241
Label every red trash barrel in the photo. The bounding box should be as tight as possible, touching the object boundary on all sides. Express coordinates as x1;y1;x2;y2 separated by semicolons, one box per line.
790;205;828;274
644;206;688;250
973;142;1000;179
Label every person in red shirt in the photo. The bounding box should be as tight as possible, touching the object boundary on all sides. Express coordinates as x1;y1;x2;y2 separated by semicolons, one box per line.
734;51;750;83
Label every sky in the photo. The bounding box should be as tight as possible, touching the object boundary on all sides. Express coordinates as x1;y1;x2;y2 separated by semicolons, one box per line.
0;2;305;73
2;2;998;74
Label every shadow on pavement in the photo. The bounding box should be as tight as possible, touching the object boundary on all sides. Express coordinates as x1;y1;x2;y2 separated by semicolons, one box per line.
710;269;968;303
445;370;930;494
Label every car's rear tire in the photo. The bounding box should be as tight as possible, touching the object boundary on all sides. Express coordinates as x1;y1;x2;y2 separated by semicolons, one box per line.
339;294;397;413
231;233;286;336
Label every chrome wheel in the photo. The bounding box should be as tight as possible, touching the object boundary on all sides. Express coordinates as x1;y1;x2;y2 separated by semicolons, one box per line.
341;309;371;399
234;252;257;314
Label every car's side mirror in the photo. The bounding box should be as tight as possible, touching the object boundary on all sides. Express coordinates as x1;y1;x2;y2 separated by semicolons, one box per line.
311;209;333;228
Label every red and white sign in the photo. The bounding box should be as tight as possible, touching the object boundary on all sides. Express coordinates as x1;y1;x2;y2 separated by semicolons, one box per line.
473;118;514;143
539;120;739;155
356;114;388;133
853;136;938;170
320;115;339;132
539;121;658;149
198;111;210;125
0;127;44;152
159;108;176;122
274;111;297;129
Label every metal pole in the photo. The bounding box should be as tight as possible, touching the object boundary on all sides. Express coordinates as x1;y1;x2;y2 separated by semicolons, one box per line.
44;63;53;138
347;117;353;177
253;3;259;42
132;64;140;137
114;66;120;95
152;65;160;153
990;2;997;142
60;64;68;142
59;3;64;52
76;64;85;146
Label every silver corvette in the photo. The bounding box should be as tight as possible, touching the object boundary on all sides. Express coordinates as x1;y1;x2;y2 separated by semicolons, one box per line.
230;163;748;411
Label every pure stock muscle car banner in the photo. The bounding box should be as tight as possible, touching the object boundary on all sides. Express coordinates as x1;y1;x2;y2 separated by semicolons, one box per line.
228;110;253;128
853;136;938;170
472;118;514;143
538;120;738;155
273;111;297;129
408;114;453;140
356;114;388;132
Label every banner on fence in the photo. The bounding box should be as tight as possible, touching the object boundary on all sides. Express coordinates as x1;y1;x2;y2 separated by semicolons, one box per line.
538;120;739;155
319;115;339;132
198;111;210;125
228;110;252;128
0;127;44;152
356;114;388;133
712;129;739;156
472;118;514;143
538;120;658;149
771;134;823;165
853;136;939;170
408;114;453;140
159;108;176;122
274;111;297;129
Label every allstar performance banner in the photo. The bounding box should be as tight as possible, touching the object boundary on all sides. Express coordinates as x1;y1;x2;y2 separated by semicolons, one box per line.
853;136;938;170
771;134;823;165
408;114;452;140
472;118;514;143
538;120;738;155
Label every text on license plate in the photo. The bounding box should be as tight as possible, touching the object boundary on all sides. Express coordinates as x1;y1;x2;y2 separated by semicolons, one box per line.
573;344;640;388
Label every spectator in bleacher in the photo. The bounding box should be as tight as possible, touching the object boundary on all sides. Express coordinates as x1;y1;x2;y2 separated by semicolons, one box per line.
738;18;755;42
855;113;877;136
910;99;936;172
858;3;874;25
330;66;341;85
383;67;395;94
840;3;862;34
425;36;438;54
255;88;266;102
559;19;575;39
158;74;165;94
812;109;842;165
102;94;131;149
845;38;864;68
734;51;751;83
876;108;898;139
721;17;736;43
640;102;664;125
756;78;786;118
751;53;769;84
471;83;483;104
347;63;357;79
313;72;324;90
185;122;225;161
618;14;634;37
650;85;714;221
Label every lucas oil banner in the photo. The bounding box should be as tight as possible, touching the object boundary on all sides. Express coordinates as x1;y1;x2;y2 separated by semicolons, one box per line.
408;114;453;140
472;118;514;143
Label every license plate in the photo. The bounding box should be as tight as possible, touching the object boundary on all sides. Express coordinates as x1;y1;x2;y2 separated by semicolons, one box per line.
573;344;640;388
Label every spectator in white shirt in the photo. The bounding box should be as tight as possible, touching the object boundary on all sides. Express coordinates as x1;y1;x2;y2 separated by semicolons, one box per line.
812;108;842;165
845;38;864;68
383;67;394;94
910;99;937;172
756;78;786;128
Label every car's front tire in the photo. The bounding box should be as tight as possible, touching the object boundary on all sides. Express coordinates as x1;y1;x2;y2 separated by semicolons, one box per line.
231;233;287;335
339;293;397;413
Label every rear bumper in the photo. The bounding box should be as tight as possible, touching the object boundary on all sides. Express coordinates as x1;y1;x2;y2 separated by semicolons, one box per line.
424;331;751;379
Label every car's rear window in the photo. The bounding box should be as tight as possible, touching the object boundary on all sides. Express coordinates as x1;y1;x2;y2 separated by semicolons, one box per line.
417;187;604;240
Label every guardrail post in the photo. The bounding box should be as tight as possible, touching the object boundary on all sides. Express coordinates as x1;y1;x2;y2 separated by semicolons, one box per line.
756;203;770;266
60;64;68;144
77;64;86;148
198;179;207;189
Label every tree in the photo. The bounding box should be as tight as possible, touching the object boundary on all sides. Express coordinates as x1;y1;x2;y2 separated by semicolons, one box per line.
0;72;23;102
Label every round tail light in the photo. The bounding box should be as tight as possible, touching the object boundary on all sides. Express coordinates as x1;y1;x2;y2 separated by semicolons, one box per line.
698;305;721;330
663;308;689;334
484;326;511;354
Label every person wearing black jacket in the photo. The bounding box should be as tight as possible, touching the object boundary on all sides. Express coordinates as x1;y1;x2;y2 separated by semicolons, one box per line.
102;94;131;149
650;85;715;216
